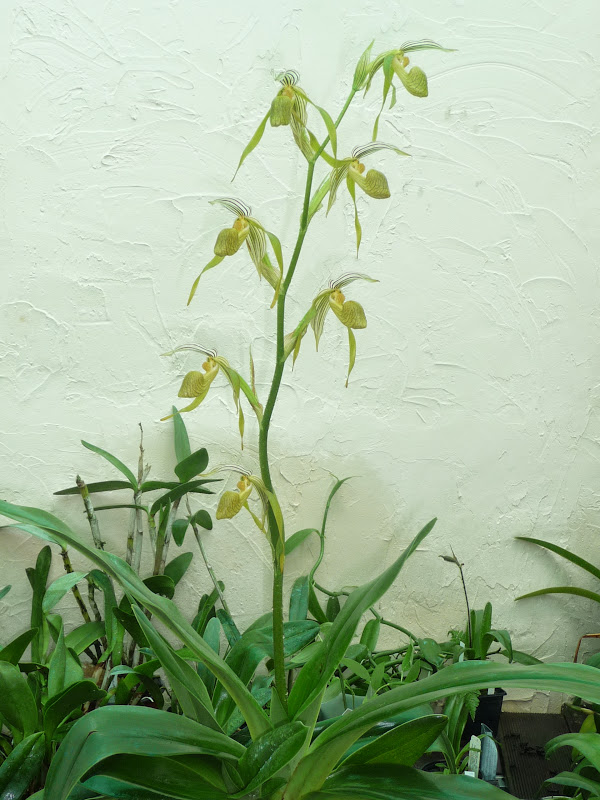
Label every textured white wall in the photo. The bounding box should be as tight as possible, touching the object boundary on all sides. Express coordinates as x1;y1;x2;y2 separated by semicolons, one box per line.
1;0;599;710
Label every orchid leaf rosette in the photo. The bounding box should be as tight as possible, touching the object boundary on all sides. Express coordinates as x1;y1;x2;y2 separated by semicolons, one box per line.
189;198;283;307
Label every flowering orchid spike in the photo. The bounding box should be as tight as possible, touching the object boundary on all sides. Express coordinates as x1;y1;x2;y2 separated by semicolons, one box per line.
364;40;454;139
187;198;283;306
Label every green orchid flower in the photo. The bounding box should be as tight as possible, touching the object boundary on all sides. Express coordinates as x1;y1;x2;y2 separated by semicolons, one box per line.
233;69;337;176
325;143;409;253
188;198;283;307
162;344;263;449
362;39;455;138
284;273;378;387
214;465;285;567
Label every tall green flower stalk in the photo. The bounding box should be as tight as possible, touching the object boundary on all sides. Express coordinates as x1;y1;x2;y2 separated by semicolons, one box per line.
167;39;452;713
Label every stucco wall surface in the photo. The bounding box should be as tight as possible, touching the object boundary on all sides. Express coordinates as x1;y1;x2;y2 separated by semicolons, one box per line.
1;0;599;710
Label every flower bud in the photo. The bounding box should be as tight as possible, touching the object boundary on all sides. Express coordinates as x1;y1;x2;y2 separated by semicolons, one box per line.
331;299;367;330
270;94;293;127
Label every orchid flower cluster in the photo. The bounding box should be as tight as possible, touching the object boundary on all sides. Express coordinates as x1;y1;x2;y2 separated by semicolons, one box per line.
163;40;451;616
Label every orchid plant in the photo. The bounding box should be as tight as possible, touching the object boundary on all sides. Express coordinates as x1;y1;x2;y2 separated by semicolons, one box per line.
3;39;600;800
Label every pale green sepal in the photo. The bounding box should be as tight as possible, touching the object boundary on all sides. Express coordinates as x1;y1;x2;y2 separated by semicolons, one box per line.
233;109;271;179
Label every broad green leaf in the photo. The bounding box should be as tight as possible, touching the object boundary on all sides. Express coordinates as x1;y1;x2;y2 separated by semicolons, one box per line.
286;528;319;555
43;680;106;743
64;621;105;655
164;552;194;586
517;586;600;604
290;576;310;621
44;705;246;800
214;620;319;729
233;109;271;179
287;661;600;797
547;732;600;772
54;481;132;496
217;608;242;647
149;479;216;516
303;764;510;799
196;616;221;694
133;607;220;731
288;519;436;718
0;503;270;740
0;585;10;601
172;407;192;463
175;448;209;484
84;754;229;800
0;629;37;665
0;732;44;800
545;771;600;795
192;586;222;636
43;571;88;613
360;619;380;652
236;722;307;796
341;715;448;767
191;509;213;530
0;662;38;738
308;585;328;624
517;535;600;580
172;518;189;547
81;441;137;489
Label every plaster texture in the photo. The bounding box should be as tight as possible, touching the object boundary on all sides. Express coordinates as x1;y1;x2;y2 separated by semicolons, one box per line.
1;0;599;711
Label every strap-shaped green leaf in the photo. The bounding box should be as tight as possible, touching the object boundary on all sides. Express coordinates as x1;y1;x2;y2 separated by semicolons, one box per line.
0;502;271;741
133;607;221;732
43;705;245;800
54;480;132;496
81;441;137;489
341;714;448;767
0;732;44;800
302;764;510;799
517;536;600;581
0;662;38;739
516;586;600;604
83;754;230;800
43;680;106;743
236;721;307;797
288;518;436;718
285;661;600;798
0;629;37;665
